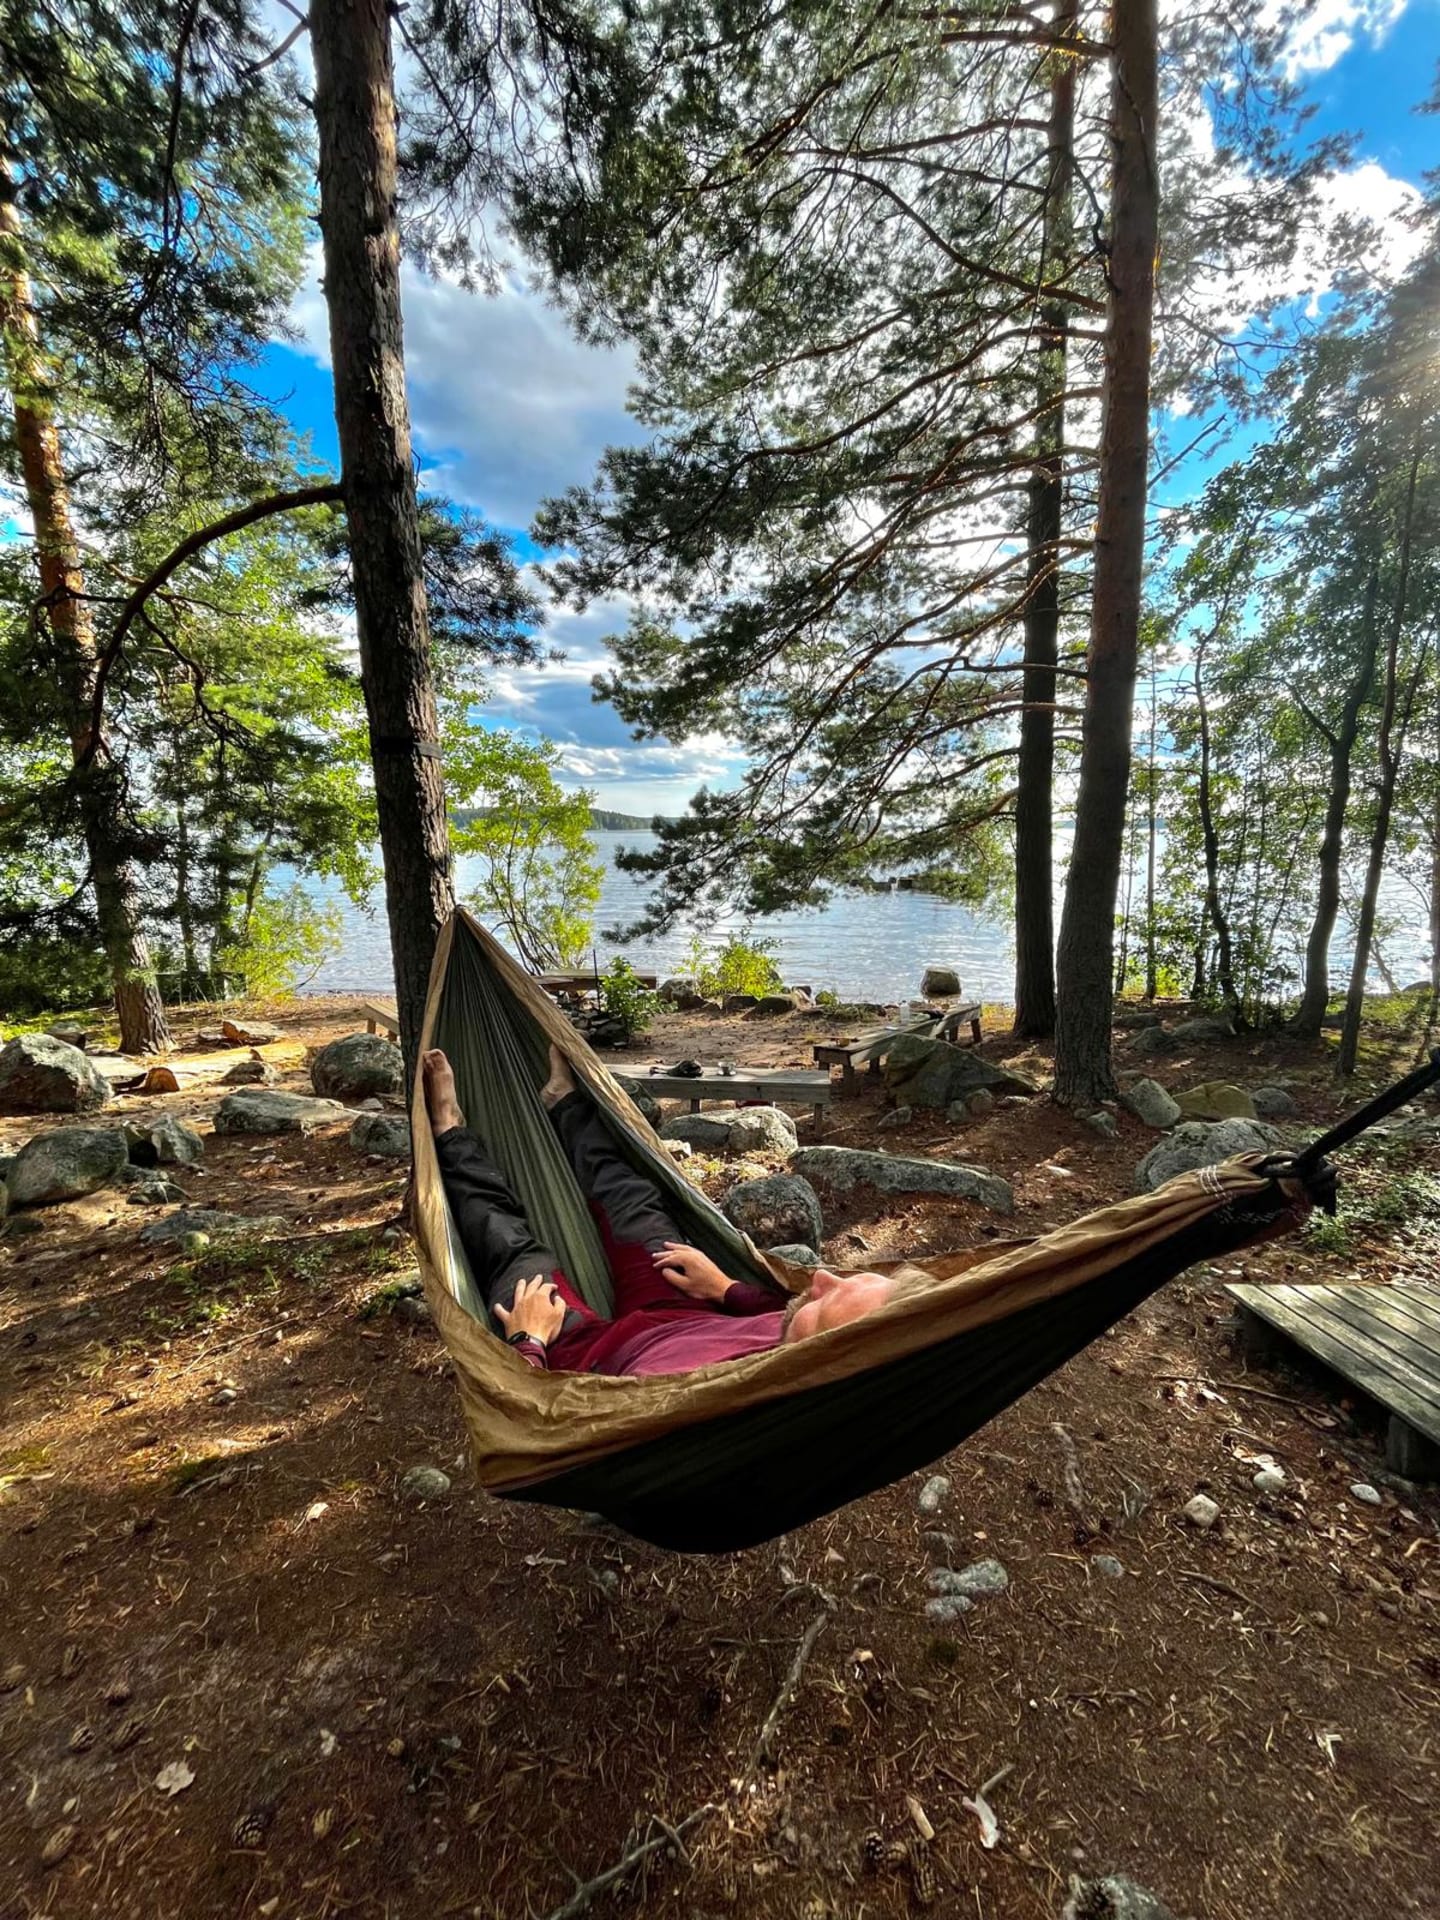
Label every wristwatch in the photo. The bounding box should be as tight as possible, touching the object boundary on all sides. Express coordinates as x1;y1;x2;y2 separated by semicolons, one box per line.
506;1329;544;1349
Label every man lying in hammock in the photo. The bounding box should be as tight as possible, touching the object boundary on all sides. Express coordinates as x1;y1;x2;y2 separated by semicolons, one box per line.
423;1045;895;1374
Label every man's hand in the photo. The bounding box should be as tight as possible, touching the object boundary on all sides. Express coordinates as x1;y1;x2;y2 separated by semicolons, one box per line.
654;1242;732;1302
495;1274;567;1345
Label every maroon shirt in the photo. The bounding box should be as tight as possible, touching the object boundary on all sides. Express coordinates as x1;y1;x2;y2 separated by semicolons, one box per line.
512;1281;785;1377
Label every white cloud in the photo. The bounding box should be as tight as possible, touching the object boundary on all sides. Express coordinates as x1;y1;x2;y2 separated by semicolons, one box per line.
287;251;636;531
1267;0;1409;78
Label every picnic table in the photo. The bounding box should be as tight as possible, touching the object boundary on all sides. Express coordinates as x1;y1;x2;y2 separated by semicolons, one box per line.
814;1001;983;1093
615;1064;832;1137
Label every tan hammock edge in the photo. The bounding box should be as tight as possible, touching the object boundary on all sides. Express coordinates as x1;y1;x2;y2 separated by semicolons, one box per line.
411;910;1300;1496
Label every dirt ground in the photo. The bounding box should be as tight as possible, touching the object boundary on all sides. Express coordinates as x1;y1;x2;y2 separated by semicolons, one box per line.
2;992;1438;1920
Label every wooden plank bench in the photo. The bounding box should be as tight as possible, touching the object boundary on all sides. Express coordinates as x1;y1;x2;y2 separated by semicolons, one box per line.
1227;1281;1440;1480
539;968;658;997
814;1002;983;1092
360;1000;399;1039
616;1065;833;1138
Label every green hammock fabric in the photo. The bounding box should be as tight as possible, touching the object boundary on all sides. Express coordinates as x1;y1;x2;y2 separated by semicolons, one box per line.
429;915;773;1321
412;910;1365;1554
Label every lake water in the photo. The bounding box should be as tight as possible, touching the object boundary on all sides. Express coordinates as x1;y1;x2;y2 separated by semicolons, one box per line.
299;830;1017;1003
295;830;1432;1005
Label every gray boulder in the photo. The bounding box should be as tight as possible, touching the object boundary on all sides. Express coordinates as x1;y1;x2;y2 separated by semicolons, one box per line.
221;1055;278;1086
766;1243;820;1268
138;1206;287;1246
1061;1876;1177;1920
220;1017;282;1046
1251;1084;1298;1118
877;1106;913;1130
1135;1117;1287;1193
1121;1078;1181;1129
722;994;758;1014
1172;1014;1235;1042
349;1112;411;1157
1129;1024;1177;1057
659;1106;798;1155
6;1126;129;1206
791;1144;1013;1214
630;1090;663;1130
723;1173;823;1250
126;1177;190;1207
921;967;962;996
213;1089;347;1136
658;976;697;1003
124;1114;204;1167
883;1032;1038;1110
748;992;803;1016
311;1032;404;1101
0;1034;112;1115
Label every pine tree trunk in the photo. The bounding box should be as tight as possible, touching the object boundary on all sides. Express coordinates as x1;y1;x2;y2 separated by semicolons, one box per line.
1290;562;1381;1038
1052;0;1158;1107
1144;670;1158;999
1193;640;1238;1020
1339;452;1421;1076
310;0;454;1068
0;165;171;1053
1012;0;1078;1040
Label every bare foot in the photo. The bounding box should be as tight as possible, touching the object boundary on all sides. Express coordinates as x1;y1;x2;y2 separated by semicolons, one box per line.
540;1043;578;1110
422;1049;465;1133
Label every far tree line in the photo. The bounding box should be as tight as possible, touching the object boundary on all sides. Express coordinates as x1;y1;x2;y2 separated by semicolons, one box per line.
1;0;1435;1105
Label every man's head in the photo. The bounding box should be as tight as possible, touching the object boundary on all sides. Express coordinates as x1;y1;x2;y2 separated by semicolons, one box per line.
780;1265;897;1344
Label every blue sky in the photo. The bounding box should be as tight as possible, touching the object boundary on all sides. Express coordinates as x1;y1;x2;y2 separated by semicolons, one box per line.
251;0;1440;817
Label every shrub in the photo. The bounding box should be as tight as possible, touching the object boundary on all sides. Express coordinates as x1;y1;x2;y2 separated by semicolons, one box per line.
601;957;662;1038
685;933;782;1001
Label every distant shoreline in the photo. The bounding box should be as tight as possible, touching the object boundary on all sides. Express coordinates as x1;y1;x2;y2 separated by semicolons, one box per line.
451;807;666;832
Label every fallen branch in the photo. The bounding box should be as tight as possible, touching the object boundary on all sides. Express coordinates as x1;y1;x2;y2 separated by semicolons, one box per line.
544;1805;720;1920
745;1609;831;1781
542;1607;833;1920
1177;1568;1258;1610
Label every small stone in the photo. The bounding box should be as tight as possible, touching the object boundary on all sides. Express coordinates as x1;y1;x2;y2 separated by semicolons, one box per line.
1252;1466;1286;1495
213;1386;238;1406
877;1106;914;1130
1082;1110;1118;1138
929;1557;1009;1599
348;1112;411;1158
221;1056;278;1086
924;1595;973;1622
1182;1494;1221;1530
1091;1555;1125;1579
213;1090;346;1136
965;1088;995;1117
381;1226;405;1246
1348;1482;1383;1506
766;1243;819;1268
220;1018;283;1047
921;967;962;997
916;1474;951;1515
921;1530;956;1558
312;1032;404;1101
400;1465;451;1501
126;1178;189;1207
393;1296;432;1325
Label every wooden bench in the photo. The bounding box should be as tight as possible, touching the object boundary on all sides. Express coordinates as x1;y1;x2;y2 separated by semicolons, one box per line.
814;1003;983;1092
539;968;658;998
616;1065;833;1138
1227;1281;1440;1480
360;1000;399;1039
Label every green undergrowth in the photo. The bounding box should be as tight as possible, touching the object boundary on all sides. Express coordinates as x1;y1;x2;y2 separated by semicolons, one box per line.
1305;1130;1440;1260
150;1229;411;1334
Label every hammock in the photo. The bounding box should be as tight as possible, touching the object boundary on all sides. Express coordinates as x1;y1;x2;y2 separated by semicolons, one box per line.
413;910;1437;1553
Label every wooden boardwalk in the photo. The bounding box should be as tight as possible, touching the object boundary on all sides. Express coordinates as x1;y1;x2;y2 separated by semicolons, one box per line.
1227;1281;1440;1479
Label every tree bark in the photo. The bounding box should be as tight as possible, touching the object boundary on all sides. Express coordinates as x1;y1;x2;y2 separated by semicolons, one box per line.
1289;561;1381;1037
310;0;453;1068
1193;638;1238;1020
1012;0;1078;1040
0;162;172;1052
1339;451;1422;1076
1052;0;1158;1107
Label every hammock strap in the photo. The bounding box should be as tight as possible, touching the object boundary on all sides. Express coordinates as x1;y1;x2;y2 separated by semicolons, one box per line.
1288;1045;1440;1183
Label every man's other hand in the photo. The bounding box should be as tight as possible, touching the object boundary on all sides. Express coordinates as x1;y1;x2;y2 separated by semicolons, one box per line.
495;1274;567;1344
654;1242;732;1302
